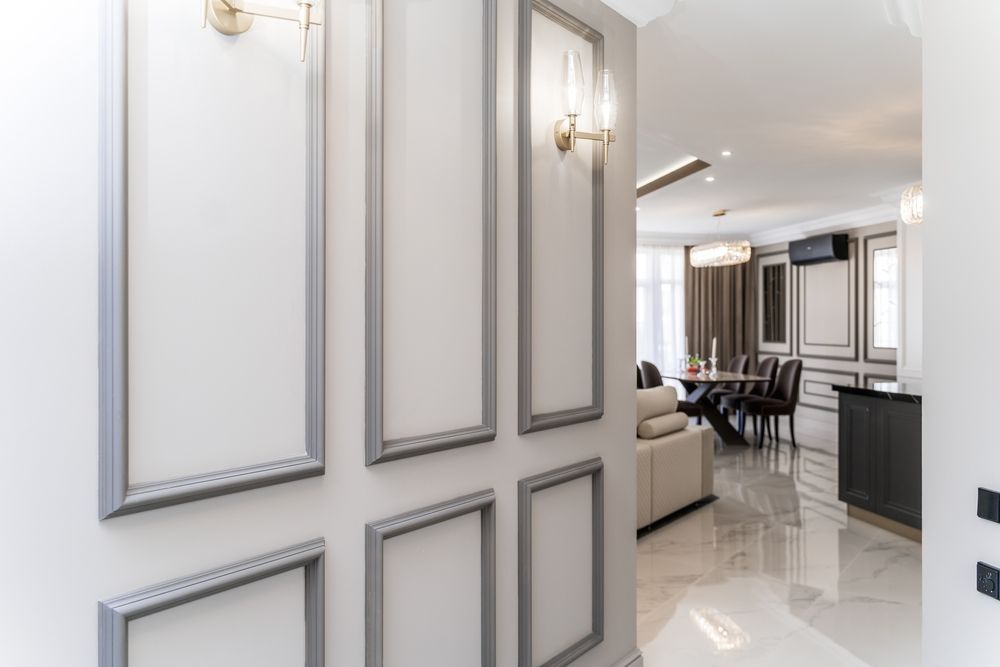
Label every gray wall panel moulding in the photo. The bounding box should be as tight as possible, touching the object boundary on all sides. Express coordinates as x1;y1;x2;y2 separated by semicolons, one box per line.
365;0;498;465
795;239;859;362
365;489;497;667
755;251;793;357
799;368;859;413
97;0;326;519
518;458;605;667
518;0;605;434
862;231;900;365
98;538;326;667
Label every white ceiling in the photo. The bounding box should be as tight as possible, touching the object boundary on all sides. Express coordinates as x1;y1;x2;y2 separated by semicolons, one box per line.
628;0;922;242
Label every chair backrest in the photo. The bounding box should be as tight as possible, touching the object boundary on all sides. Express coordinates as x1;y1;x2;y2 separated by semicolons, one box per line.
750;356;779;397
639;361;664;389
727;354;749;374
771;358;803;404
724;354;749;391
637;365;643;389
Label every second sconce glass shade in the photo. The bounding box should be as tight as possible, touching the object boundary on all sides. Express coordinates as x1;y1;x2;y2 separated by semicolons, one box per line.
900;182;923;225
594;69;618;131
562;50;585;116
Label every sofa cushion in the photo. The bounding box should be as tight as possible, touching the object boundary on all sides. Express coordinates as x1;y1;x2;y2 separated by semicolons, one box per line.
637;412;689;439
636;386;678;424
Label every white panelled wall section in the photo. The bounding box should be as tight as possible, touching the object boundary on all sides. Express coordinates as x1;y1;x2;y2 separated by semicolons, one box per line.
0;1;640;666
924;0;997;662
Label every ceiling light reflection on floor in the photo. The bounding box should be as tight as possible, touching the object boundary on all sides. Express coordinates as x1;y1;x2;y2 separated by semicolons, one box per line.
688;607;752;652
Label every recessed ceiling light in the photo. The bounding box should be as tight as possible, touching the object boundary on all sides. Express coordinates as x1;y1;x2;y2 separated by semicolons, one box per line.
721;150;733;157
635;206;641;212
705;176;715;182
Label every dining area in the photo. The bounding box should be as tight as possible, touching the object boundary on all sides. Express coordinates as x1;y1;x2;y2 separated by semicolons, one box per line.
637;353;804;449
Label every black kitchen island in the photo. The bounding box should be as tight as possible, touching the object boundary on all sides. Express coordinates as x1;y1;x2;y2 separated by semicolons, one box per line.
832;381;922;540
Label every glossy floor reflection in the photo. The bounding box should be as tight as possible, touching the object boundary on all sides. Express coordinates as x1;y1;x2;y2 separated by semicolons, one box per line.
637;416;921;666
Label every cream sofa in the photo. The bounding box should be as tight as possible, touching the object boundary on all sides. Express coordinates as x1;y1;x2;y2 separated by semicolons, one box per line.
636;386;715;529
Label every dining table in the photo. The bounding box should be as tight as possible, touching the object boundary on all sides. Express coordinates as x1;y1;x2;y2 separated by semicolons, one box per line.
661;370;771;447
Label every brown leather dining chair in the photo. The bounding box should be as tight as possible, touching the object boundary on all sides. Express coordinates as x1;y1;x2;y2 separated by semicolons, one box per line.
639;360;703;425
741;359;803;449
709;354;750;407
719;356;779;437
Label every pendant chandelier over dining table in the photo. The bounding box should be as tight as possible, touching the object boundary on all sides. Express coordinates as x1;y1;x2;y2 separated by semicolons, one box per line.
690;213;752;268
689;240;752;268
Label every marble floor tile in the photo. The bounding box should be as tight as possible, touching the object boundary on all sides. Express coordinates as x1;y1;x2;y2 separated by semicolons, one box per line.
637;417;922;666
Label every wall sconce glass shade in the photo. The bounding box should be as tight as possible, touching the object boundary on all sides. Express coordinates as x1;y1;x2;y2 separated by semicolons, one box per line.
562;50;585;116
553;57;617;164
689;240;752;268
594;69;618;131
900;182;923;225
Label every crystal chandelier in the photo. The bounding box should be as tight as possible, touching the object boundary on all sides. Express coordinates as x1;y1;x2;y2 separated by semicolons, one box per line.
900;182;923;225
689;240;752;268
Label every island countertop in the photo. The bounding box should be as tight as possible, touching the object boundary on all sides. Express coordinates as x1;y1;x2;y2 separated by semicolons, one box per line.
832;381;922;404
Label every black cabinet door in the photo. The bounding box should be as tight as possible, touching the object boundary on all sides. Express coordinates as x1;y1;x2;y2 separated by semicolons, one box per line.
875;401;922;529
839;395;875;510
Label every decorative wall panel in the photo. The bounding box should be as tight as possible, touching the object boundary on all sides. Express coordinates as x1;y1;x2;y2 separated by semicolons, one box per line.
98;539;325;667
757;251;793;356
366;490;497;667
796;239;858;361
518;458;604;666
518;0;604;434
863;232;899;364
366;0;497;464
98;0;325;518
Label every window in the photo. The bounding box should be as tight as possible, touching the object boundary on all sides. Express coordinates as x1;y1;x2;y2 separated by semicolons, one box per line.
762;263;786;343
636;244;685;373
872;247;899;349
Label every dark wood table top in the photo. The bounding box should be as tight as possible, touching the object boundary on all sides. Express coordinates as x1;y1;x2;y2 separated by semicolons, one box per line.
661;371;770;385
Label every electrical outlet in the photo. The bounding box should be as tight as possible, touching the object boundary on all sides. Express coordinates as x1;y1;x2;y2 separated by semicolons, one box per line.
979;488;1000;523
978;562;1000;599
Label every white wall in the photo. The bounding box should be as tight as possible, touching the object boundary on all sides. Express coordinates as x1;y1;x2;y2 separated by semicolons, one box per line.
0;0;638;665
923;1;1000;662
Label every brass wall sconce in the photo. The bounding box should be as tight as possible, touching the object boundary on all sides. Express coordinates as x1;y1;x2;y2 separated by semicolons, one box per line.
554;50;618;165
202;0;323;62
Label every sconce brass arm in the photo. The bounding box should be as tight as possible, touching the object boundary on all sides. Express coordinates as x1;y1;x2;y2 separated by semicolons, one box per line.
203;0;323;62
554;116;616;165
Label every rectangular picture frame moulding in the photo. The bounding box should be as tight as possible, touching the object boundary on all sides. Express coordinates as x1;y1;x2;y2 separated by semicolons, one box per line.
98;538;325;667
98;0;326;519
518;0;605;434
365;489;497;667
518;458;605;667
364;0;498;465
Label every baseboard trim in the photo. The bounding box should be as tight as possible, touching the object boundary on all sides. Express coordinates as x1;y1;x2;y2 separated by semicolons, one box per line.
610;648;643;667
847;505;922;542
637;495;718;535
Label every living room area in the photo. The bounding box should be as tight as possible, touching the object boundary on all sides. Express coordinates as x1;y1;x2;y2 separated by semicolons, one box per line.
626;1;924;663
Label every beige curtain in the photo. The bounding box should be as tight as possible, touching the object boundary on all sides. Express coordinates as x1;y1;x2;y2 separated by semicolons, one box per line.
684;247;757;368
